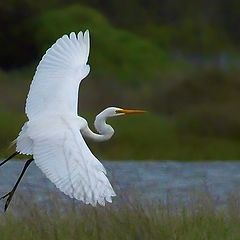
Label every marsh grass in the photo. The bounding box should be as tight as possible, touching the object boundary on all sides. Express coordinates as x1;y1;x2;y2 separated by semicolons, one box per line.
1;190;240;240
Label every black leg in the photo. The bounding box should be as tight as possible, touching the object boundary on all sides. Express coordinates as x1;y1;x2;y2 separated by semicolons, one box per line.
1;158;33;212
0;152;19;167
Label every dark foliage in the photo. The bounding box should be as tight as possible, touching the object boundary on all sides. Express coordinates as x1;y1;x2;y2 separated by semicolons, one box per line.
0;0;240;69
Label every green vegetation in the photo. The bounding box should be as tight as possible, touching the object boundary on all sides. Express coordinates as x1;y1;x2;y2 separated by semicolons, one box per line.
35;4;168;83
2;192;240;240
0;2;240;160
1;0;240;69
1;62;240;160
1;111;240;160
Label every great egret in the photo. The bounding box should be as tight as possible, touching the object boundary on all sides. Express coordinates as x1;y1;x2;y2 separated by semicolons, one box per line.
0;30;145;211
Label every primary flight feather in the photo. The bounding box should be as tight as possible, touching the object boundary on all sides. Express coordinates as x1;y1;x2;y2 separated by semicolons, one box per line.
0;30;146;210
26;31;90;118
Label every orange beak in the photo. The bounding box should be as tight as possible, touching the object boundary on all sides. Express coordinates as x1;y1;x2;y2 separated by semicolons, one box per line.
116;109;147;114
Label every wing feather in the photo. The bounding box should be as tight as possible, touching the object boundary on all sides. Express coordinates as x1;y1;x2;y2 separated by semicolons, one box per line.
26;31;90;119
29;119;116;206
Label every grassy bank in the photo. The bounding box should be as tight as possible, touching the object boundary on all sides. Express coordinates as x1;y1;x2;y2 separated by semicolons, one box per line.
1;192;240;240
1;111;240;160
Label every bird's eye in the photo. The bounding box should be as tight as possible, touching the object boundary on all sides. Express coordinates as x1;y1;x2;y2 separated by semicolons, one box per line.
115;110;122;114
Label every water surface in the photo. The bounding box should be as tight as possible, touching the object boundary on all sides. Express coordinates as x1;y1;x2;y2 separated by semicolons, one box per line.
1;160;240;210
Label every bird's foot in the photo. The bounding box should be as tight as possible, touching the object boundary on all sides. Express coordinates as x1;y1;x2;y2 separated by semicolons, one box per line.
1;191;14;211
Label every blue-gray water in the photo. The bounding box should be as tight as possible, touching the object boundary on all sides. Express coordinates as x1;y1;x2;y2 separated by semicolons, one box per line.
1;160;240;210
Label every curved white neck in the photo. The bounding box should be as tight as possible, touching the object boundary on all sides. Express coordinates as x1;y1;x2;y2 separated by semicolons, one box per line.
81;112;114;142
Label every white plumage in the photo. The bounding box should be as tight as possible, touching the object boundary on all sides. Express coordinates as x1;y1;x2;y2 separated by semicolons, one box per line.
26;31;90;119
16;31;117;206
30;117;115;206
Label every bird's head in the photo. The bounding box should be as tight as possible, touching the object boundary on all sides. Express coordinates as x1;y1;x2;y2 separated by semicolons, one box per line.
94;107;147;140
101;107;146;118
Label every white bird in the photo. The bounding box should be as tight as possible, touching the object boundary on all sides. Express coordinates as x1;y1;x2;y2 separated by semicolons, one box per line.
0;30;145;211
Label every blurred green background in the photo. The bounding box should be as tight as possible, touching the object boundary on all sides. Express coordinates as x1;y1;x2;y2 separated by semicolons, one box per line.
0;0;240;160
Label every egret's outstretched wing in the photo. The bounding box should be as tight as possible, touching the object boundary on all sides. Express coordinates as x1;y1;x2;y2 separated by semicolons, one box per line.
29;119;116;206
26;31;90;119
